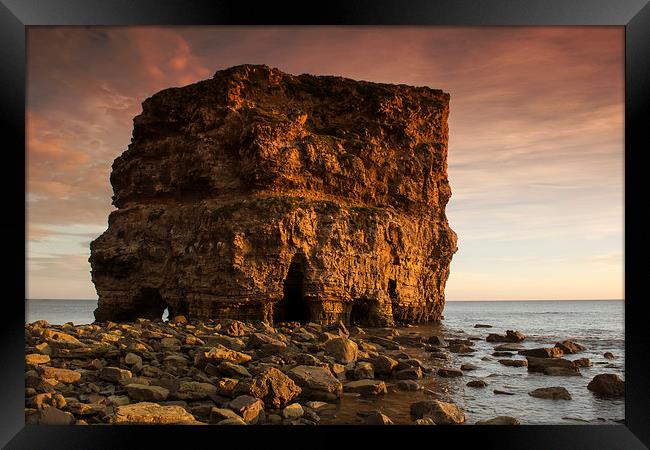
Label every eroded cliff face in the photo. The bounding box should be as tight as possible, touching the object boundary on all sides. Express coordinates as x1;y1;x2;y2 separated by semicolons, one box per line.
89;64;457;326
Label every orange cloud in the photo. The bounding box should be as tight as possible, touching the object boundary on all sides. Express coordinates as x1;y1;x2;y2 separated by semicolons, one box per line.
25;26;623;300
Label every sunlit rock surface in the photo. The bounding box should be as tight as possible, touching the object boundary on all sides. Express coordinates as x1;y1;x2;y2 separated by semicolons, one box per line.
89;64;457;325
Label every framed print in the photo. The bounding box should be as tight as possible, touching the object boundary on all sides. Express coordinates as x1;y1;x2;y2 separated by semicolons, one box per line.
2;0;649;448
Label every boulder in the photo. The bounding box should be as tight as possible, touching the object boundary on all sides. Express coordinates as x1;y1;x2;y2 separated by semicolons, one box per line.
448;343;474;354
498;359;528;367
393;335;423;346
528;387;572;400
486;330;526;343
364;412;394;425
345;380;388;395
288;365;342;400
203;344;252;364
124;352;143;366
437;368;463;378
544;367;582;376
395;367;423;380
603;352;616;359
460;363;478;371
218;417;247;425
410;400;465;424
38;366;81;384
526;357;579;374
248;367;302;408
323;337;358;364
466;379;488;388
228;395;265;424
246;332;286;349
573;358;592;367
397;380;422;391
555;340;586;354
426;335;447;346
476;416;521;425
282;403;304;420
474;324;493;328
99;367;132;383
25;354;50;365
126;384;169;402
112;402;199;424
587;374;624;398
209;407;241;423
214;378;240;396
175;381;217;400
414;417;436;425
204;335;246;351
216;361;252;378
518;347;564;358
366;336;403;350
41;329;84;349
37;406;75;425
351;361;374;380
493;343;524;351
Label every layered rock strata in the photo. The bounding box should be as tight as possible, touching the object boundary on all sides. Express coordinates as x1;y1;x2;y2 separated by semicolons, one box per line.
90;64;457;325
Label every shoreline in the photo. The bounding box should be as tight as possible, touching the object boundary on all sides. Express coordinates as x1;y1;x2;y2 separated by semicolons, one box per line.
24;317;625;425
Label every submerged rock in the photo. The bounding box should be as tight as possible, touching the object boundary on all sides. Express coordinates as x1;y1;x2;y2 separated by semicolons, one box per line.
526;357;579;374
498;359;528;367
587;374;625;398
437;368;463;378
555;340;586;354
528;387;572;400
486;330;526;343
518;347;564;358
476;416;521;425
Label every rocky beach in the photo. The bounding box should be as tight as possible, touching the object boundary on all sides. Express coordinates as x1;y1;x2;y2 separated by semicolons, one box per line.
24;313;625;426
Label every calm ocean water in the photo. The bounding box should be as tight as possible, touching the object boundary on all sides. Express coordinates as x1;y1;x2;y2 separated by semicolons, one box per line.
25;299;624;424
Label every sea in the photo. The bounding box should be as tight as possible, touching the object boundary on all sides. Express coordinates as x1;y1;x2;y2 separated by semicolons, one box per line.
25;299;624;425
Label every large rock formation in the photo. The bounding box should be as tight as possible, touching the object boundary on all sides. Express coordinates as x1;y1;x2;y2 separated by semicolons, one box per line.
89;64;457;326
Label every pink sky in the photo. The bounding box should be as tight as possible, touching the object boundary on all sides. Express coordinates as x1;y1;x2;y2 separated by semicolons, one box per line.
26;26;624;300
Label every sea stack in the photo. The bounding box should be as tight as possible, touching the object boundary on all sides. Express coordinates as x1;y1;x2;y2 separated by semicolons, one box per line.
89;64;457;326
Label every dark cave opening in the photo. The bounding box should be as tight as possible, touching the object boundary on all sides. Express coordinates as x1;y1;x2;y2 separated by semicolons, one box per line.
274;257;310;324
131;287;168;321
388;279;397;299
349;299;372;326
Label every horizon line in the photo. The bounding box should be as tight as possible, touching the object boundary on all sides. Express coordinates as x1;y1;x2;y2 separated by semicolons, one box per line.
25;298;625;302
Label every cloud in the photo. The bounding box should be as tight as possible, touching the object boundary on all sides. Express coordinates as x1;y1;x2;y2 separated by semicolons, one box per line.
587;252;624;265
25;26;623;300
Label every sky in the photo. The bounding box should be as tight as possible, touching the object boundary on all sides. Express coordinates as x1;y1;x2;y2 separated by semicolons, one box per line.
26;26;624;301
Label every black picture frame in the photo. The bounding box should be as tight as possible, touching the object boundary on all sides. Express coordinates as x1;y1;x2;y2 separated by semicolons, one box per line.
3;0;648;448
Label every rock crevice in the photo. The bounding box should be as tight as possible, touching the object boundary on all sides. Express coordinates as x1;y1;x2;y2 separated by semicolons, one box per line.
90;64;457;325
